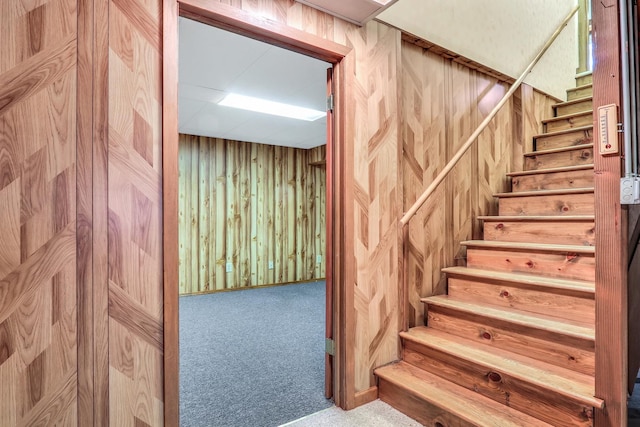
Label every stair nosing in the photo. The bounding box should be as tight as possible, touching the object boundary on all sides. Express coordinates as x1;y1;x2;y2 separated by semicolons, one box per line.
442;266;595;294
478;215;594;221
568;82;593;92
554;96;593;108
376;362;554;427
422;295;594;341
493;187;594;198
524;143;593;157
542;110;593;124
461;239;596;254
533;124;593;140
401;327;604;409
507;164;594;177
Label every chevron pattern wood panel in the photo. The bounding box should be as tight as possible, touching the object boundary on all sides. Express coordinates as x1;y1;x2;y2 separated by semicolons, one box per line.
108;0;164;424
177;135;326;294
0;0;79;425
401;41;519;327
347;22;401;392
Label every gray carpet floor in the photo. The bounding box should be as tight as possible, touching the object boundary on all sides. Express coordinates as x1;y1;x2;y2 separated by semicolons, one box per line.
179;281;332;427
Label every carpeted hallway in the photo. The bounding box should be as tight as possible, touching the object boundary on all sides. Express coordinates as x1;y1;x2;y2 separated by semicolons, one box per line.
179;281;332;427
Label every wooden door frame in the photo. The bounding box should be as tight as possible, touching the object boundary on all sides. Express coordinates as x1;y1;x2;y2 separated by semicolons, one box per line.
162;1;356;424
592;0;628;425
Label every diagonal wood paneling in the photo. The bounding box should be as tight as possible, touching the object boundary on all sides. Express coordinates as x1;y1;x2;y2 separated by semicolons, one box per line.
400;41;551;328
0;0;78;425
108;0;164;423
348;22;401;392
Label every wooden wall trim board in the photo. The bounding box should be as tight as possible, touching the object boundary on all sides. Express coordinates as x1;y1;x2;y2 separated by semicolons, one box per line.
163;0;180;425
178;0;350;63
76;0;95;423
593;0;628;426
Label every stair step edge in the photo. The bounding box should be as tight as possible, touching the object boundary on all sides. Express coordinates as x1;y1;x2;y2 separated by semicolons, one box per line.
401;327;604;409
554;96;593;107
494;187;594;198
376;362;554;427
542;110;593;124
568;83;593;91
422;295;594;341
533;125;593;139
461;240;595;254
478;215;594;221
524;143;593;157
442;266;595;293
507;164;594;177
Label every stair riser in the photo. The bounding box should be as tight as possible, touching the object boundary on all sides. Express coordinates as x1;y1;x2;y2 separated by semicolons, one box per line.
554;100;593;116
447;277;595;324
483;220;595;246
568;85;593;101
378;380;476;427
403;345;594;426
544;113;593;133
525;147;593;171
466;247;595;282
511;169;594;192
535;128;593;151
498;192;594;216
576;74;593;86
426;306;595;376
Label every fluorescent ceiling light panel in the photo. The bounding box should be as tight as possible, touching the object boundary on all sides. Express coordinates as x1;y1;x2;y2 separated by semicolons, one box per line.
219;93;326;121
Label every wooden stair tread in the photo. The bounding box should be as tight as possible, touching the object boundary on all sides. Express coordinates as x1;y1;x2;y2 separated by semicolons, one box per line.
478;215;594;221
525;143;593;157
542;111;592;125
494;187;594;198
533;125;593;140
507;164;594;177
554;96;593;108
461;240;595;254
570;83;593;91
376;361;553;427
422;295;594;341
400;327;604;409
442;266;595;294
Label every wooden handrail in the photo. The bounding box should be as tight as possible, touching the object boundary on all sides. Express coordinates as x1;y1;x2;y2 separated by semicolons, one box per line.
399;5;579;227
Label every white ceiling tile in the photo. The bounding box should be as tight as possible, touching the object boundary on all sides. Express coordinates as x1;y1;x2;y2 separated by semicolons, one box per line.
178;17;330;149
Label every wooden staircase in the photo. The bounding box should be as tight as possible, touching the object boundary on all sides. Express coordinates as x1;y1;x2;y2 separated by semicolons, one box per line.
376;74;603;426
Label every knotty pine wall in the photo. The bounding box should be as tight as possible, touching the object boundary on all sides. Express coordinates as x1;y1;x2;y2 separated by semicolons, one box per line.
401;40;557;328
178;134;326;294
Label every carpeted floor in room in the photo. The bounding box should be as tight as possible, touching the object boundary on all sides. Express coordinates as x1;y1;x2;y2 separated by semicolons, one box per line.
179;281;333;427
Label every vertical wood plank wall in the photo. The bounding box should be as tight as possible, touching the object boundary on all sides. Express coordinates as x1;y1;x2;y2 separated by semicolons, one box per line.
0;0;79;425
401;41;559;327
178;135;326;294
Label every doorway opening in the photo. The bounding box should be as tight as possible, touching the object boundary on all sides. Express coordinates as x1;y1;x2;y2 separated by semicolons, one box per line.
177;17;332;426
163;4;354;424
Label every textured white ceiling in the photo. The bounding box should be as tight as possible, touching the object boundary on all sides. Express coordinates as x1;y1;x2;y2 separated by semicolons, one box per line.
178;17;330;149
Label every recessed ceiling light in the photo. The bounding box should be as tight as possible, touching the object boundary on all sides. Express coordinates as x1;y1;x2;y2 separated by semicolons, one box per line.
218;93;326;121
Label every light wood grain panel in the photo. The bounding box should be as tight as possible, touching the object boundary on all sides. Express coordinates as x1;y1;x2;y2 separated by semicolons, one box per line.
520;84;557;154
178;135;327;293
349;21;401;393
108;0;164;422
0;0;79;424
401;41;520;328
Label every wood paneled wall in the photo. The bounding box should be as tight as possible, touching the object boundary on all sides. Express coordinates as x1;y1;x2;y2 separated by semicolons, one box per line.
0;0;79;425
401;40;559;328
178;135;326;294
108;0;165;424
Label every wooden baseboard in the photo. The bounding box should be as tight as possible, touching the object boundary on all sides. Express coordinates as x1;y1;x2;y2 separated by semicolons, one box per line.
179;278;327;297
353;386;378;408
